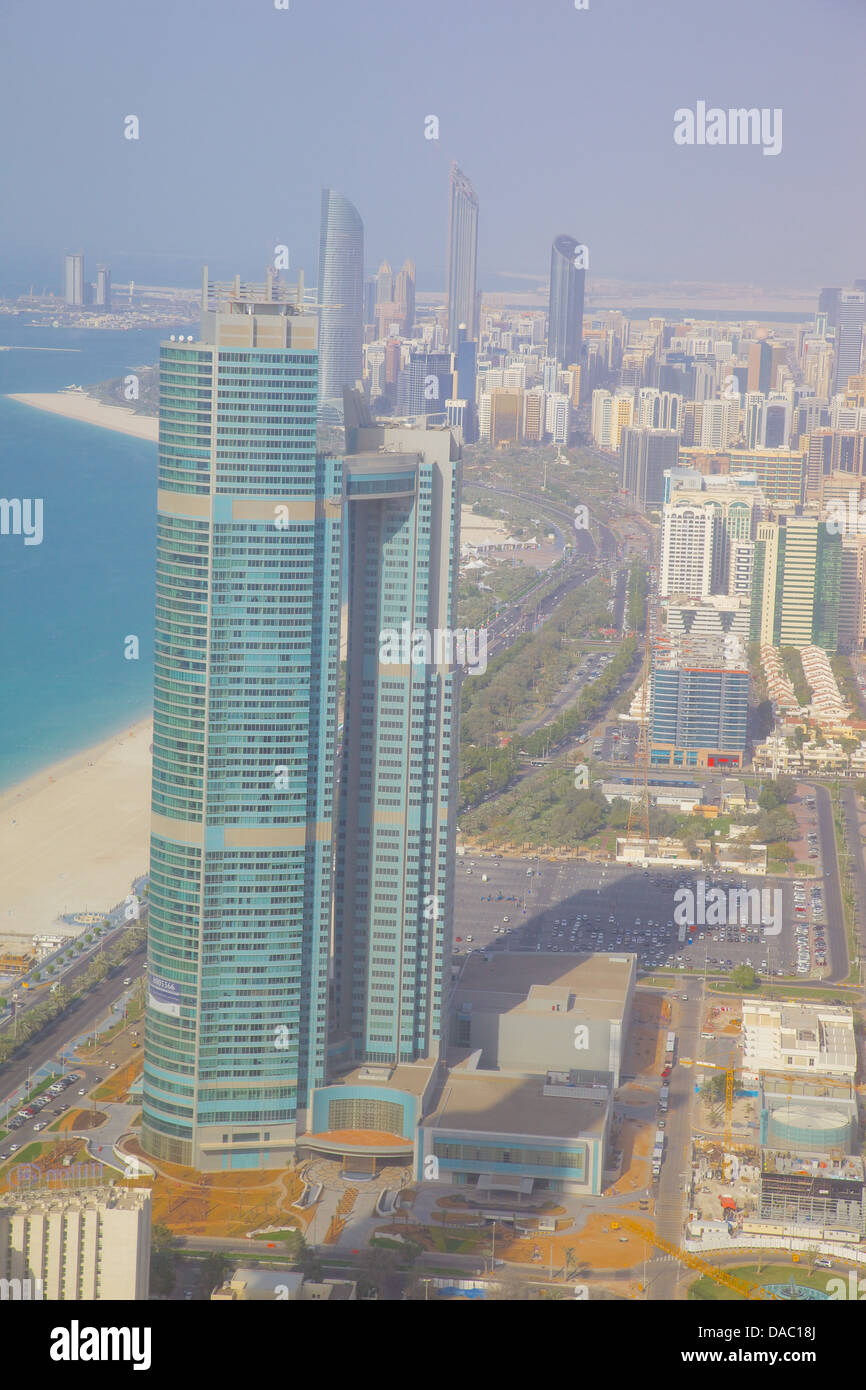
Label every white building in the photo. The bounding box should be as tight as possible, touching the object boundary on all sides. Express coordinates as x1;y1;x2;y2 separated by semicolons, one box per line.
660;503;715;598
741;1003;857;1085
700;398;740;450
0;1186;151;1300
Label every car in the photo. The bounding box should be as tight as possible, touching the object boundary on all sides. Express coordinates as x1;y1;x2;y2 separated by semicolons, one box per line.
9;1145;19;1154
502;916;510;924
77;1088;86;1096
33;1121;47;1132
815;1258;833;1269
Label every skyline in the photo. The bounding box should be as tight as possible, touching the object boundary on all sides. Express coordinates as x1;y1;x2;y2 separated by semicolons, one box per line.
2;0;865;297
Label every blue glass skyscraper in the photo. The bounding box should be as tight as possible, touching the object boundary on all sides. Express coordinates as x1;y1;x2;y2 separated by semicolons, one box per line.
142;272;341;1170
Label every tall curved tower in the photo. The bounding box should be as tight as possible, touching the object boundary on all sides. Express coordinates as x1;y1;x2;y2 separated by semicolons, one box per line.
548;234;586;368
317;189;364;419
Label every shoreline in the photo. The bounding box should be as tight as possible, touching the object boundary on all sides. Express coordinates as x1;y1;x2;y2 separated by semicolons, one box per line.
0;719;153;945
7;391;159;441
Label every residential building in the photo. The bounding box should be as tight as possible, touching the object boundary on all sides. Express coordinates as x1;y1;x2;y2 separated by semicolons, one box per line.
0;1186;151;1301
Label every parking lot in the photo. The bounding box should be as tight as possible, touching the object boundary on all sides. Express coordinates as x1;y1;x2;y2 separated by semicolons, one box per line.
454;853;831;980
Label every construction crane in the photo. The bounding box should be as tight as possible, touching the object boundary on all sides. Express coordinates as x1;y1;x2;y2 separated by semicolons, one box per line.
680;1055;736;1154
611;1217;777;1300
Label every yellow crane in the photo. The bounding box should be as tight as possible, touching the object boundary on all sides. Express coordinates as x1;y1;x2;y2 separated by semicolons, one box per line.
680;1056;737;1152
611;1217;776;1300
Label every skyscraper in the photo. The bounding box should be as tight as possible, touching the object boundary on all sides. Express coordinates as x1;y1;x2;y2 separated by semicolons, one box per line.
394;259;416;337
95;264;111;309
833;290;865;392
334;393;461;1065
317;189;364;418
142;271;340;1170
547;234;586;369
63;252;84;305
446;164;479;349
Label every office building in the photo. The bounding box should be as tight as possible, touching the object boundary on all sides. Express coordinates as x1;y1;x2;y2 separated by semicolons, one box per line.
547;234;586;369
394;259;416;337
818;288;841;327
489;388;522;444
834;291;865;393
333;396;462;1066
317;188;364;419
742;1003;856;1084
747;338;775;394
650;635;749;770
620;427;679;510
419;951;635;1197
446;164;479;349
63;251;84;306
94;264;111;310
750;514;841;651
454;328;477;442
0;1186;151;1301
142;272;338;1171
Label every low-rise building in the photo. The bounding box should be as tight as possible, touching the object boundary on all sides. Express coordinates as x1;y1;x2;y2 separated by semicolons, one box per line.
742;1002;857;1084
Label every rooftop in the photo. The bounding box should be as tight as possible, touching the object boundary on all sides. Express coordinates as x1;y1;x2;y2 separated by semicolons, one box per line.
428;1069;610;1141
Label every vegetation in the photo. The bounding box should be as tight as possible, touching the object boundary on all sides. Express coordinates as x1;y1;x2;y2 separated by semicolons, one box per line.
0;923;144;1065
830;652;865;716
779;646;811;706
625;560;647;632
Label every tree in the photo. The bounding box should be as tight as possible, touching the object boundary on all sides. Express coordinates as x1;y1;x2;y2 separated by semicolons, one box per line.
149;1225;177;1298
356;1245;401;1298
199;1253;229;1296
701;1075;726;1106
731;964;759;990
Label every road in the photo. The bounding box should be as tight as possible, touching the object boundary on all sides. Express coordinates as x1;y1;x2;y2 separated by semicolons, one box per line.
650;990;702;1298
0;943;146;1118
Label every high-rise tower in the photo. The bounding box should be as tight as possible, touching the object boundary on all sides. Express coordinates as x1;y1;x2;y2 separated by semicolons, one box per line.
63;252;84;305
333;393;462;1066
317;189;364;419
446;164;479;350
547;234;586;369
142;271;341;1171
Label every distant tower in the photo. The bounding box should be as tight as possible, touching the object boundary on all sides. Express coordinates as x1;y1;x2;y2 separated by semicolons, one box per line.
446;164;479;350
63;252;84;306
95;265;111;310
548;235;586;368
395;259;416;337
317;189;364;419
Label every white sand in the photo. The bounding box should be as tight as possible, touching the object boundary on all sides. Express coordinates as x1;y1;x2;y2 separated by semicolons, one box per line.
8;392;158;442
0;721;153;943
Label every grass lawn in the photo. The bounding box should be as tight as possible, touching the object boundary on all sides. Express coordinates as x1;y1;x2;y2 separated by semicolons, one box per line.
429;1226;485;1254
689;1263;833;1301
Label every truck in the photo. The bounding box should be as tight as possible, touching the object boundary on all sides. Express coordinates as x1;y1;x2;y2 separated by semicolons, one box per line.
659;1084;669;1113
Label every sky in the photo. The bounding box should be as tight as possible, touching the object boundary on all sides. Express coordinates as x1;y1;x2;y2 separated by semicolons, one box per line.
1;0;864;297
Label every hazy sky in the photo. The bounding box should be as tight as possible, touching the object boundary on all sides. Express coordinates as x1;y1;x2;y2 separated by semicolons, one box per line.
1;0;864;295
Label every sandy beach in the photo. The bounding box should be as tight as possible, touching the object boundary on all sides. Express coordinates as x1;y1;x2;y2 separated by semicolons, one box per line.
0;721;152;946
8;391;159;442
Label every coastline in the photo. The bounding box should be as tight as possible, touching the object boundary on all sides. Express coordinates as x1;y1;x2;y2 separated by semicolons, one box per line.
7;391;158;441
0;719;153;944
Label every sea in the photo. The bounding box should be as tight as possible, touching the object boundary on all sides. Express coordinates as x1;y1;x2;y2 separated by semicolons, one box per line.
0;320;171;791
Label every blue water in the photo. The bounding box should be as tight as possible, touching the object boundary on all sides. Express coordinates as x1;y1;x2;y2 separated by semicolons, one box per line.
0;323;173;790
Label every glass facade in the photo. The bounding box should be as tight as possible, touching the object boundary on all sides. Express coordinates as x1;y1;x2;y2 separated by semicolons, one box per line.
143;313;341;1169
548;234;586;369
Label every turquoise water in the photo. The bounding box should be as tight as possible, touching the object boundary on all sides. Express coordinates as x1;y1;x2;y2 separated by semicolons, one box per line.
0;323;170;790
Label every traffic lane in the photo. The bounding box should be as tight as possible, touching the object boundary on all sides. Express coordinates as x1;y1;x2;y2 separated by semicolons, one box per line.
813;781;848;981
0;945;145;1102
